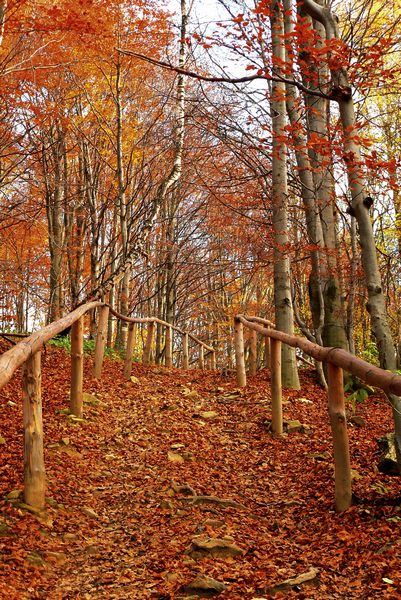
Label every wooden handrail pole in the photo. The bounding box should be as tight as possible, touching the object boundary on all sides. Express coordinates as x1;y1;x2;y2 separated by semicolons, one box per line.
199;344;205;369
264;336;271;369
211;350;216;370
165;325;173;368
182;332;189;369
124;322;136;380
143;321;155;365
327;363;352;512
271;338;283;436
93;305;109;379
70;317;84;417
249;329;257;375
23;351;46;509
234;317;247;387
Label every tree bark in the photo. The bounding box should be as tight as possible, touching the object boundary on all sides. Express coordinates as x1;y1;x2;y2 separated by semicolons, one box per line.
23;351;46;509
270;0;300;389
70;317;84;417
327;363;352;511
302;0;401;468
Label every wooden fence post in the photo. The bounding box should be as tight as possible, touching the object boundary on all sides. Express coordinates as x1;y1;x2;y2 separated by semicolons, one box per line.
249;329;257;375
264;336;271;368
198;345;204;369
165;325;173;368
327;362;352;512
143;321;155;365
93;305;109;379
22;351;45;509
182;332;189;369
124;322;136;380
211;350;216;370
70;317;84;417
234;317;247;387
270;338;282;436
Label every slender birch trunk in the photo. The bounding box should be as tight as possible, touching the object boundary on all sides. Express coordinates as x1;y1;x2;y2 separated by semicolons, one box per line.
91;0;188;302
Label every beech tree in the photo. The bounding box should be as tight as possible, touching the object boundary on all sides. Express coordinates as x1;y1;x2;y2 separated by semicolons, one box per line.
298;0;401;463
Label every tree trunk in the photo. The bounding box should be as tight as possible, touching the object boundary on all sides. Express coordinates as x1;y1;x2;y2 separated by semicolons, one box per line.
297;2;348;352
302;0;401;466
270;0;299;389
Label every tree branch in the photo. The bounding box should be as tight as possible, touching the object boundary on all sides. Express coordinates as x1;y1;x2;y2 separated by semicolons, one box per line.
116;46;331;100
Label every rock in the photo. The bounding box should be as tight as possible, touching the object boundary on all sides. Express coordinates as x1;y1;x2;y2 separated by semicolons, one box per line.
152;367;169;375
180;575;227;597
168;451;185;464
68;415;86;423
6;490;22;501
46;497;65;510
83;392;99;405
204;519;225;528
349;415;366;427
265;418;311;434
18;502;45;516
269;567;319;594
26;550;45;566
351;468;363;480
377;433;400;475
81;507;101;520
199;411;218;420
172;482;196;496
182;387;199;398
188;536;244;559
187;495;246;509
307;452;329;462
286;419;303;433
0;436;5;444
182;451;195;461
45;551;66;563
0;521;10;537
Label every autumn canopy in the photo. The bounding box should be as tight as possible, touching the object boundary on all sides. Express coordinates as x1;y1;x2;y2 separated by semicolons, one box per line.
1;0;401;597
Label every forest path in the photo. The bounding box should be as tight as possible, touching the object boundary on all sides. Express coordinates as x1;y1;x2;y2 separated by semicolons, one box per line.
0;345;400;599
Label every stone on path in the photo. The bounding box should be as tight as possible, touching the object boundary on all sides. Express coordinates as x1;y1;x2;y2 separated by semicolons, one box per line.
188;536;244;559
377;433;400;475
180;575;227;597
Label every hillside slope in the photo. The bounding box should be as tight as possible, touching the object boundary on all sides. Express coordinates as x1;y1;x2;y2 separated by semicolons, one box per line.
0;345;400;599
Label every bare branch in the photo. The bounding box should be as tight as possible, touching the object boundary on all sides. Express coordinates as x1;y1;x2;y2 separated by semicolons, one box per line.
116;46;331;100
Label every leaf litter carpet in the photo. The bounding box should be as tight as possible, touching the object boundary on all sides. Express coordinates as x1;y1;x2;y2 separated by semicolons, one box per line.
1;345;401;599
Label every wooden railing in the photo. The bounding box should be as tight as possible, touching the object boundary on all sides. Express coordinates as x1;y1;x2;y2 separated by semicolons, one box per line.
234;314;401;512
0;302;216;511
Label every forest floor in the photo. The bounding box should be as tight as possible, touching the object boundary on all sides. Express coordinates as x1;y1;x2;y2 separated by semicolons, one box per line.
1;344;401;599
